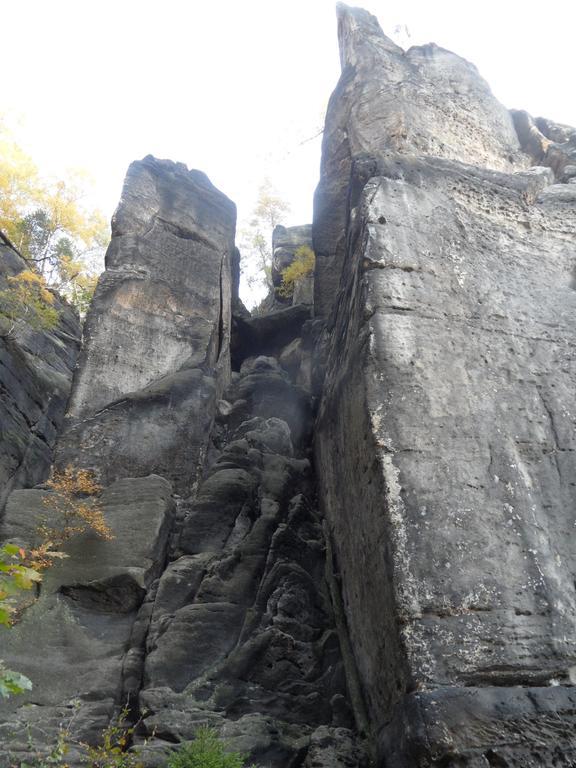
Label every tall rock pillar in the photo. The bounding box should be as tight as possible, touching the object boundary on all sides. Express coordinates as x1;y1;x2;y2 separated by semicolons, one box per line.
57;156;236;490
315;5;576;766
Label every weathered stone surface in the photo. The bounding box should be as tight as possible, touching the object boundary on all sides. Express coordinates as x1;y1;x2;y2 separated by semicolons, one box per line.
134;358;361;766
0;234;80;512
231;303;312;369
512;109;576;179
316;151;576;763
0;475;174;761
313;4;527;317
313;6;576;765
56;156;236;491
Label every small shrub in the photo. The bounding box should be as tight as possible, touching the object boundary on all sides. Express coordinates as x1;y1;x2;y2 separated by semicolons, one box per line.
167;727;255;768
277;245;315;299
84;706;142;768
32;466;112;569
0;543;42;697
0;269;59;333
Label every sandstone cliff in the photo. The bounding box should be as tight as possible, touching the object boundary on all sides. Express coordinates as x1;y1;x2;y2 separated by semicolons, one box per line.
1;5;576;768
314;4;576;766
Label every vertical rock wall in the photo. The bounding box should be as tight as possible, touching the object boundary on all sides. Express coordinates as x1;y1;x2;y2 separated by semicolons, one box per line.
313;4;526;318
0;157;363;767
56;156;236;492
0;234;81;512
315;5;576;766
0;158;238;766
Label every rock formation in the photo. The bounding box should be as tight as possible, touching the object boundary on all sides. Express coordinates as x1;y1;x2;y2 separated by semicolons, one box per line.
314;4;576;766
0;158;362;767
56;156;236;492
1;5;576;768
0;233;80;513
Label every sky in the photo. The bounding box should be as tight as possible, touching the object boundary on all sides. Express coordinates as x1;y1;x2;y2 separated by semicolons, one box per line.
3;0;576;303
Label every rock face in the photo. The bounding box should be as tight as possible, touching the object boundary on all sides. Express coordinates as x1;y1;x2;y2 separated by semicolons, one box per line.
56;156;236;492
135;355;360;765
0;159;364;767
0;475;173;763
0;233;80;512
2;8;576;768
314;4;576;766
314;4;527;318
512;110;576;180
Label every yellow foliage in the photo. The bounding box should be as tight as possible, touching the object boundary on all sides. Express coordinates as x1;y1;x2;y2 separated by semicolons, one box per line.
277;245;315;298
30;466;113;570
0;118;107;314
0;269;59;332
8;270;54;304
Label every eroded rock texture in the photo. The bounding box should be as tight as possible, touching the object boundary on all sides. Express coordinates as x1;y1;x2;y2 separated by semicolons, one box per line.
135;355;361;765
2;6;576;767
0;475;173;764
315;4;576;766
0;158;363;767
314;4;527;318
56;156;236;492
0;233;80;512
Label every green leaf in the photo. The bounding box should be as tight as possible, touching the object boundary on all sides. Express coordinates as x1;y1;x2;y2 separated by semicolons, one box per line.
0;665;33;698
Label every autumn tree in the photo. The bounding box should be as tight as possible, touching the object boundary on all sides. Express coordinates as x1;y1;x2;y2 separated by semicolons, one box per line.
240;178;290;298
0;119;107;315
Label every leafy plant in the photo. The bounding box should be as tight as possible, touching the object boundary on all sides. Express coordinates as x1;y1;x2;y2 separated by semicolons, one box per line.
277;245;315;298
0;118;107;314
0;466;111;699
0;269;60;334
167;727;255;768
239;178;290;299
84;706;142;768
0;543;42;697
31;466;112;570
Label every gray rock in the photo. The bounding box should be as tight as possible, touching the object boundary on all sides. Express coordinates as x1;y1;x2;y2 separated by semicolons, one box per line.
56;156;236;492
313;5;576;765
314;3;527;317
292;274;314;306
231;303;312;369
315;147;576;767
136;360;361;764
0;233;81;512
0;475;173;752
512;109;576;179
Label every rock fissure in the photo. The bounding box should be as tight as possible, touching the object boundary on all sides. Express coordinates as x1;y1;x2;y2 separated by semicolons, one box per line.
1;6;576;767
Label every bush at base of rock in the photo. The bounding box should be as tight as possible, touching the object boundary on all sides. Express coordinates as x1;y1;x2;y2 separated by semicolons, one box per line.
166;727;256;768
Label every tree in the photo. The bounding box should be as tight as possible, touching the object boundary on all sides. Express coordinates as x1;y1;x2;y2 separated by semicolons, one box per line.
0;119;107;314
277;245;315;298
240;179;290;299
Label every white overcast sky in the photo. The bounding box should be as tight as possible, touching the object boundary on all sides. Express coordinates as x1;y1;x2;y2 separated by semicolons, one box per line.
3;0;575;259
